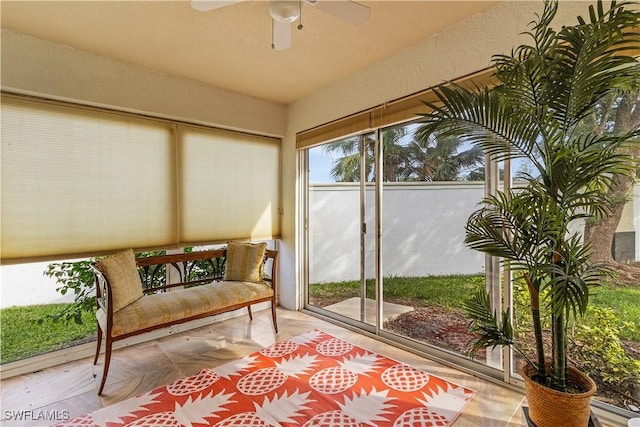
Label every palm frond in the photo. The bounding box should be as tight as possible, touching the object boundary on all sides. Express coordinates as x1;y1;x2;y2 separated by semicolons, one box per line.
544;236;609;319
547;1;640;129
465;188;565;270
464;289;515;358
418;84;545;168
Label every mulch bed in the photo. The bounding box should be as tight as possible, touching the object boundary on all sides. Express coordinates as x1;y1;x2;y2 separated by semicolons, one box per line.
383;305;479;356
384;306;640;413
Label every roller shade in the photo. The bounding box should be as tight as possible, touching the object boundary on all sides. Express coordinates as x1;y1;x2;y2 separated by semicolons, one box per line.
297;68;497;149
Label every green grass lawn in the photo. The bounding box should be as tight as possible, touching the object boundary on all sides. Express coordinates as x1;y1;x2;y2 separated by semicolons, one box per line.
310;275;640;340
589;283;640;341
0;304;96;364
309;274;484;308
372;275;484;307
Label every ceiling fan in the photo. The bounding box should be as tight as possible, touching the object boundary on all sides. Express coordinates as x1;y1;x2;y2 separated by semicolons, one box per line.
191;0;370;51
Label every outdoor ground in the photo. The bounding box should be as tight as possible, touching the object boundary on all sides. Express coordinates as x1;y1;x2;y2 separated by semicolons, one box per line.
384;307;640;413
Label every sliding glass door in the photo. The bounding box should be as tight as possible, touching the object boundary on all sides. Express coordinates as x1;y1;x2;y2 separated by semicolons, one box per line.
303;119;504;374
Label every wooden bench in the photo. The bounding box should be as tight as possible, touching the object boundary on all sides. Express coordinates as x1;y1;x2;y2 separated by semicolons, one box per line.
91;244;278;394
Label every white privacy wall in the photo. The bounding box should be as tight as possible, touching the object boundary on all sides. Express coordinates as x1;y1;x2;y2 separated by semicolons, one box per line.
308;181;640;284
308;182;486;283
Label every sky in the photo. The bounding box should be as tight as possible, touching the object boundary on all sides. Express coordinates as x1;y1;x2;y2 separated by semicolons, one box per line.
308;146;336;183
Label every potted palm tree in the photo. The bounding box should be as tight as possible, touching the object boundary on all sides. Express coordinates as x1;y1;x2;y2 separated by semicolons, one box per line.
417;1;639;426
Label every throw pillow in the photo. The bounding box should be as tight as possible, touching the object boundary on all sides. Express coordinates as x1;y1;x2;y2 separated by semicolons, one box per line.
224;241;267;283
96;248;144;312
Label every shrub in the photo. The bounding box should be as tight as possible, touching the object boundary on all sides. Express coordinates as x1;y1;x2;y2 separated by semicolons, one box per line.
43;260;96;324
571;306;640;386
511;276;639;387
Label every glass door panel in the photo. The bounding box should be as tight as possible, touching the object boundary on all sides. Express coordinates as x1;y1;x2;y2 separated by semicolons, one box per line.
362;133;377;326
306;133;377;326
378;121;499;365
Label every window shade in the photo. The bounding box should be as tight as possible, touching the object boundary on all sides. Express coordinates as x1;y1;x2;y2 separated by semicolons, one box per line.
1;94;281;263
1;96;176;261
296;68;497;149
177;126;281;244
295;112;374;149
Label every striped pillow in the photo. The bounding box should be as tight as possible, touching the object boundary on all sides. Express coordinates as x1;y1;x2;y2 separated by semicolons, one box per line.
223;241;267;283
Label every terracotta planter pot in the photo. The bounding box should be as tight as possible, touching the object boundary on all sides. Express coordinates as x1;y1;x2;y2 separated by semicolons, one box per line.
522;364;597;427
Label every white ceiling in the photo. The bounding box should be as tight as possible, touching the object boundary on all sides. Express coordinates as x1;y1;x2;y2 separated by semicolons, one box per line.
1;0;501;105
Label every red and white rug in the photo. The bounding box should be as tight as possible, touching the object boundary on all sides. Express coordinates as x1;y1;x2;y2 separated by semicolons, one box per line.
57;329;474;426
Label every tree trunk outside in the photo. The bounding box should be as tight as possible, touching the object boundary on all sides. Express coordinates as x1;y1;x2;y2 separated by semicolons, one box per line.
583;175;635;263
584;92;640;269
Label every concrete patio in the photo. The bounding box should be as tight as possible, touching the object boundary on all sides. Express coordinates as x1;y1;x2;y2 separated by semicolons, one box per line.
324;297;414;325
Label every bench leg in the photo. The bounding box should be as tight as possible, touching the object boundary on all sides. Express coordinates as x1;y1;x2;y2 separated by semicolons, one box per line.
93;325;102;365
271;301;278;333
247;305;253;320
97;338;113;395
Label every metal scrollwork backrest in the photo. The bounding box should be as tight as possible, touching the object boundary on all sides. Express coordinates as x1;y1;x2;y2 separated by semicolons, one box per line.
136;251;228;293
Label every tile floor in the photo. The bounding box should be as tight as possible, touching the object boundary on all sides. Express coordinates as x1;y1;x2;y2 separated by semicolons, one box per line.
0;308;554;426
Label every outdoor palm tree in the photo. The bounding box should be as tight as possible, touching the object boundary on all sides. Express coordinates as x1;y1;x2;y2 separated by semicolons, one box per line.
322;136;369;182
408;130;484;181
323;128;410;182
323;125;483;182
417;0;639;408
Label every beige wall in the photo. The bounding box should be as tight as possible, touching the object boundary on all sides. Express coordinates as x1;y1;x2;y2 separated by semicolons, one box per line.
619;194;636;233
1;29;286;138
1;1;599;311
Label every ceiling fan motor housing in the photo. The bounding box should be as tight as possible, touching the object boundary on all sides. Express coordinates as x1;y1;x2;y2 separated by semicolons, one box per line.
268;1;300;22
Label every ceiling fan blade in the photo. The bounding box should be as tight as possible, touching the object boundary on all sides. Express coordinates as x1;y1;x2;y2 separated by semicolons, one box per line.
307;0;370;25
191;0;243;12
272;19;292;51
